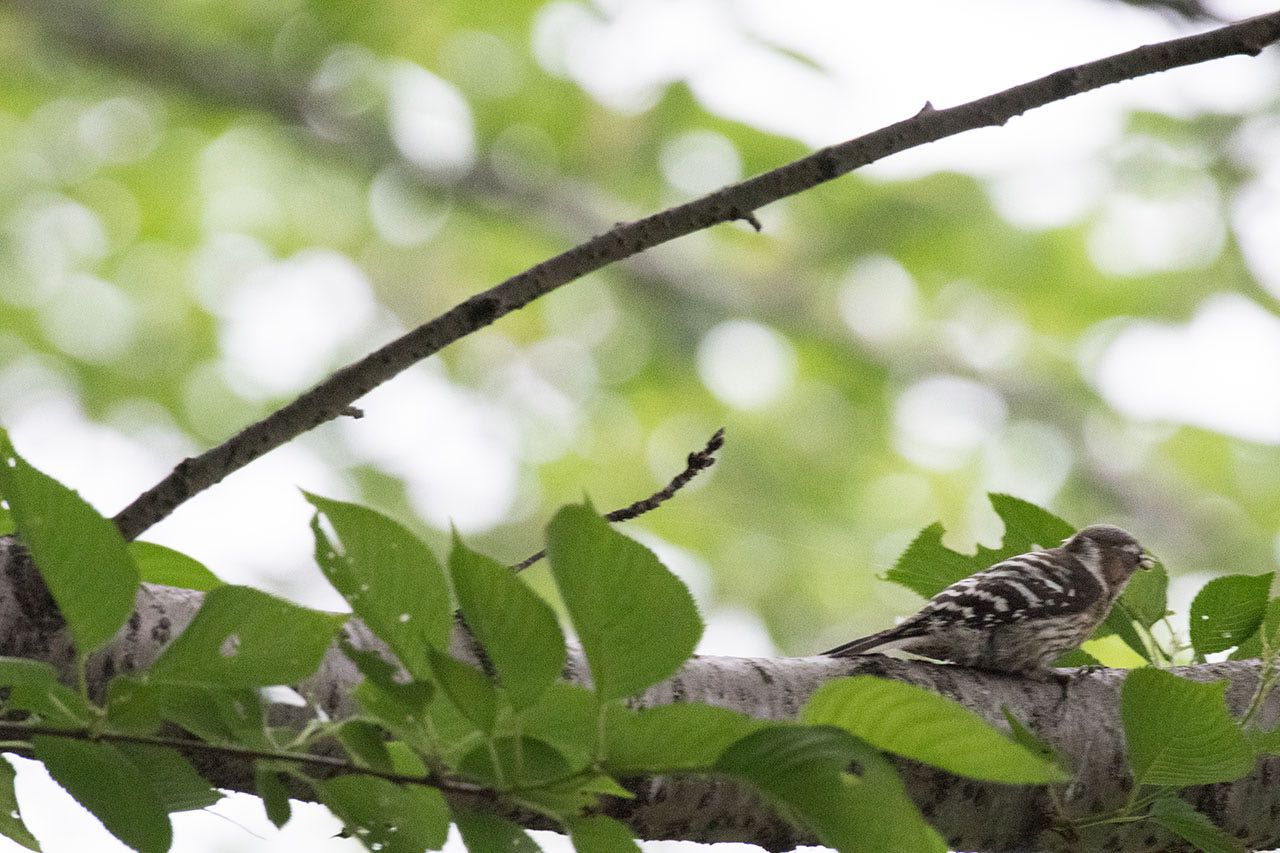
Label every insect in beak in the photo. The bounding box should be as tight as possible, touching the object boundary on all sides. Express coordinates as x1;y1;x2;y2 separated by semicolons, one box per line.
1138;554;1156;571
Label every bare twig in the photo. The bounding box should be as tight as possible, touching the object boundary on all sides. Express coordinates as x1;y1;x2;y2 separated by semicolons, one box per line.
511;427;725;572
107;13;1280;541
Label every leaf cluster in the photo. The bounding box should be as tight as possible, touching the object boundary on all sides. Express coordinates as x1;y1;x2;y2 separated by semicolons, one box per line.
0;430;1072;851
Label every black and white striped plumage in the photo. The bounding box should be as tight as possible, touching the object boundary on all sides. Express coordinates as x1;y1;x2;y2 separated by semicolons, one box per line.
823;525;1153;674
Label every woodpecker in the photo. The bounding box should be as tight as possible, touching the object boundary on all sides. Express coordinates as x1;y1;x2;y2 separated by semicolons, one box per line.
823;525;1154;674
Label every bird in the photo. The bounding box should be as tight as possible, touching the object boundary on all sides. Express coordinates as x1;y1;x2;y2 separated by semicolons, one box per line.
822;524;1154;675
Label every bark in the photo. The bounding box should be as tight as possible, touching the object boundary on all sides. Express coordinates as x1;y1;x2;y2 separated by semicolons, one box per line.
1;537;1276;851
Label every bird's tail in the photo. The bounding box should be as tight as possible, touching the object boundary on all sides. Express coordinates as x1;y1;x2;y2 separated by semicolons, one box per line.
821;624;921;657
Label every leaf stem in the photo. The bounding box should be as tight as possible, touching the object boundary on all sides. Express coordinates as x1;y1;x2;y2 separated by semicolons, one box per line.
1240;634;1280;730
485;738;507;789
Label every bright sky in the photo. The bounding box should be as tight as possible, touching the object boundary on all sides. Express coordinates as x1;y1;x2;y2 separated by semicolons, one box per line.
4;0;1280;849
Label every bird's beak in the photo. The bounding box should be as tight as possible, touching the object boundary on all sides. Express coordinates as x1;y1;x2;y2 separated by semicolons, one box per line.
1138;554;1156;571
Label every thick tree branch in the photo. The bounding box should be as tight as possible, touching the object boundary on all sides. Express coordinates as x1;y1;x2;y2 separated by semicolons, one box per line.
99;12;1280;541
1;537;1277;851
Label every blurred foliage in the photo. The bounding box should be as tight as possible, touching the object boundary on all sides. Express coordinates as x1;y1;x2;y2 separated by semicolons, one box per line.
1;0;1279;657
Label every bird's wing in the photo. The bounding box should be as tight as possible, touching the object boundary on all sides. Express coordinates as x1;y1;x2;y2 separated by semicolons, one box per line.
917;549;1104;627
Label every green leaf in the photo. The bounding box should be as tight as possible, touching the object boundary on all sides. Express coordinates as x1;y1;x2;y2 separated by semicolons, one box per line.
1052;648;1101;668
105;679;269;748
385;742;428;776
455;812;541;852
449;534;565;711
337;719;394;773
428;647;498;734
1121;668;1253;787
0;757;39;850
115;744;220;813
344;644;435;711
983;494;1075;558
305;493;451;679
0;430;138;653
34;736;171;853
1082;634;1150;669
883;522;974;599
518;683;598;767
1119;561;1169;628
460;736;571;789
518;773;633;814
1001;707;1066;774
802;676;1066;783
1095;605;1155;664
1230;598;1280;661
886;494;1073;598
0;658;94;726
604;703;762;774
568;815;641;852
1189;573;1273;658
317;776;449;853
1247;724;1280;755
716;725;944;852
1149;793;1243;853
149;585;346;688
128;541;224;591
546;503;702;702
424;691;487;763
254;764;293;829
344;645;435;751
0;499;13;537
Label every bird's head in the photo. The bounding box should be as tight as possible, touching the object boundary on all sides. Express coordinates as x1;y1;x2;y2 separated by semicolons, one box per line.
1063;524;1154;590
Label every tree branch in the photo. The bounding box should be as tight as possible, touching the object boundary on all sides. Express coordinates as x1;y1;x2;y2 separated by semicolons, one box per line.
103;12;1280;541
0;537;1276;851
510;427;725;571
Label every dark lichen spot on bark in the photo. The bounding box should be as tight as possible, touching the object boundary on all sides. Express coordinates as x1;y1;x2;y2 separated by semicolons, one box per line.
748;661;774;685
151;615;171;644
851;654;896;678
970;784;989;809
465;295;500;328
814;150;840;180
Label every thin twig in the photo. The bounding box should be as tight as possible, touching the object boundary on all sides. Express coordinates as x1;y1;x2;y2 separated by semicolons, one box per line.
511;427;725;572
0;720;489;795
108;13;1280;541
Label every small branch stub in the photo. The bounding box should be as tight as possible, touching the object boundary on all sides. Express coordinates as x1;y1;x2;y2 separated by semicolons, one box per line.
731;208;763;231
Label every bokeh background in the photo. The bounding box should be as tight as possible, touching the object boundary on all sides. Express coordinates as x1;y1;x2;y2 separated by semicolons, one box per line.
2;0;1279;848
